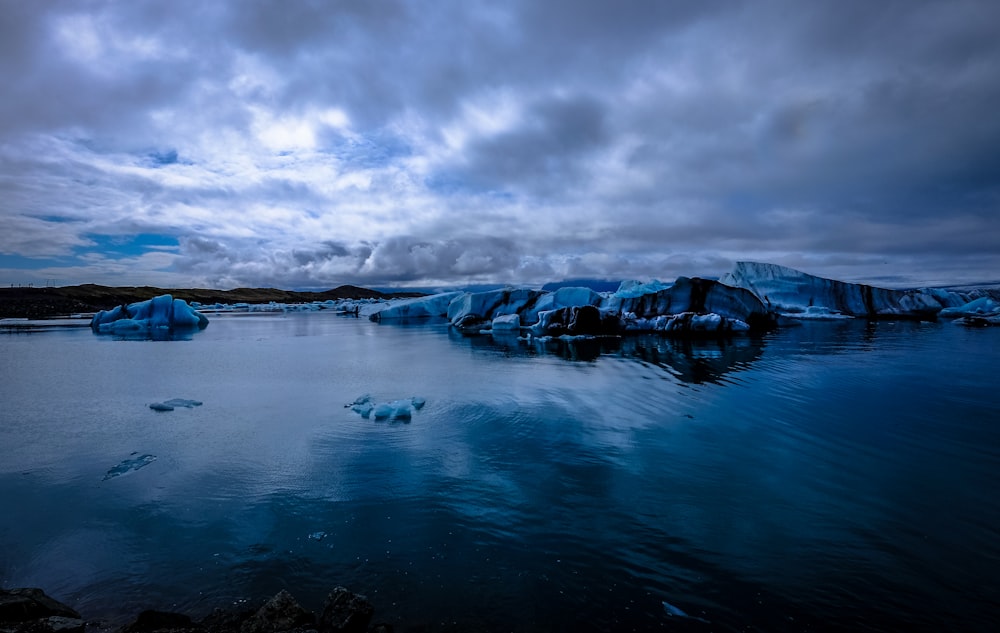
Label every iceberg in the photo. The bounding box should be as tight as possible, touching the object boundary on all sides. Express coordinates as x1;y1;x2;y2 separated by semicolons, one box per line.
347;395;425;421
447;288;547;326
611;276;774;332
719;262;959;319
91;295;209;333
938;296;1000;318
369;292;464;321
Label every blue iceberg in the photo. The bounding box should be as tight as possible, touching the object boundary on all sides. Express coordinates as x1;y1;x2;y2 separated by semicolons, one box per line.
90;294;209;334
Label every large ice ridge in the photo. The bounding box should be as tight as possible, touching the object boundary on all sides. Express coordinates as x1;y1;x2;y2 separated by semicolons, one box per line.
366;262;1000;336
369;277;773;336
718;262;990;320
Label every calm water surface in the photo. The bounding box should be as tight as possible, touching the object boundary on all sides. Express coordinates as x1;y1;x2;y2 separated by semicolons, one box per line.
1;314;998;632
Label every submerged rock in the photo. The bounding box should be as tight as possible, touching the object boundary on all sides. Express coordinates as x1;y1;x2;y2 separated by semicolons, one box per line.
121;610;196;633
0;588;81;624
150;399;203;412
103;453;157;480
240;590;314;633
2;587;382;633
319;587;374;633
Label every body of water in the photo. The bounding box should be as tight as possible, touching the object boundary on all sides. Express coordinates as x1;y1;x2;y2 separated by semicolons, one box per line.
1;313;998;631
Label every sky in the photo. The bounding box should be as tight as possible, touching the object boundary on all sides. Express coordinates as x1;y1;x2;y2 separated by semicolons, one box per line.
1;0;999;290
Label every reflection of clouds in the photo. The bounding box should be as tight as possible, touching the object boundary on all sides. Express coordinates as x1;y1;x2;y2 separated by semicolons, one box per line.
449;329;767;385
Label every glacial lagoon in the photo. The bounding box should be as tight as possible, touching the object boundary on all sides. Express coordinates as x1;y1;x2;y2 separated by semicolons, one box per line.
1;312;998;632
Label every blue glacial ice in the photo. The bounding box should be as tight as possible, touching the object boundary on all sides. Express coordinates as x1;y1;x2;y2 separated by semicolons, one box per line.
91;295;209;334
348;395;426;421
367;261;1000;337
719;261;966;319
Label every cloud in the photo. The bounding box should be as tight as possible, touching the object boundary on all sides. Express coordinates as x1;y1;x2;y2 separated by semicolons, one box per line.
1;0;998;289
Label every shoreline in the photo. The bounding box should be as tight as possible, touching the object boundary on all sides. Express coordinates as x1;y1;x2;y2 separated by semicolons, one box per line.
0;286;421;320
0;587;390;633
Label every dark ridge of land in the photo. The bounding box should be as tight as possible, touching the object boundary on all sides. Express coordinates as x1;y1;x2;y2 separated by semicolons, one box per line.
0;284;424;319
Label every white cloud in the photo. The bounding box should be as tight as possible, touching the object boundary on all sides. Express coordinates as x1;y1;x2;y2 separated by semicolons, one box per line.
0;0;998;289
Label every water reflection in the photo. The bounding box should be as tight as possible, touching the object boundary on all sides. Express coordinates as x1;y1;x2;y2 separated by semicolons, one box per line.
448;329;766;384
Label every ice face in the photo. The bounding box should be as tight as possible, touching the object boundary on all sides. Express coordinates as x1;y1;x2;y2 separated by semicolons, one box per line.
719;262;962;319
939;297;1000;318
519;287;602;325
491;313;521;331
91;294;209;333
447;288;546;325
369;292;464;321
613;277;771;328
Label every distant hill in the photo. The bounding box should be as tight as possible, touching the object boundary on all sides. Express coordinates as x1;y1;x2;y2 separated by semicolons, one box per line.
0;284;422;319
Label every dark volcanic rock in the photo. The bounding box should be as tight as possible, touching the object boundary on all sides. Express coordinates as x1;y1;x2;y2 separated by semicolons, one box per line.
318;588;373;633
0;589;81;624
240;591;314;633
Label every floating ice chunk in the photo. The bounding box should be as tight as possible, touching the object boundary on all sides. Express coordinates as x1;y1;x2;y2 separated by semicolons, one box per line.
351;396;426;421
662;600;711;624
103;453;156;480
91;294;209;333
308;531;327;541
150;398;202;411
939;296;1000;318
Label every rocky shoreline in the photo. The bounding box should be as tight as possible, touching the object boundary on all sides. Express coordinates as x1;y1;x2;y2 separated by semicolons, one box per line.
0;286;422;320
0;588;390;633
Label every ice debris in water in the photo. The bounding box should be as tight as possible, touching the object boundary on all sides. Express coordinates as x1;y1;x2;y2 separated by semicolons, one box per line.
662;600;711;625
149;398;203;412
347;395;426;421
308;531;327;541
103;453;157;480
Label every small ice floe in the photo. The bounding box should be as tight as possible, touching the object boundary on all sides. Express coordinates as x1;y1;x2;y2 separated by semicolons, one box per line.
347;395;426;421
149;398;203;412
662;600;711;625
308;531;327;541
103;453;157;480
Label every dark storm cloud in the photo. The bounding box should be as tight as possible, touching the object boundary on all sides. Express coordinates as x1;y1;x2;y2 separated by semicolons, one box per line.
1;0;998;288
